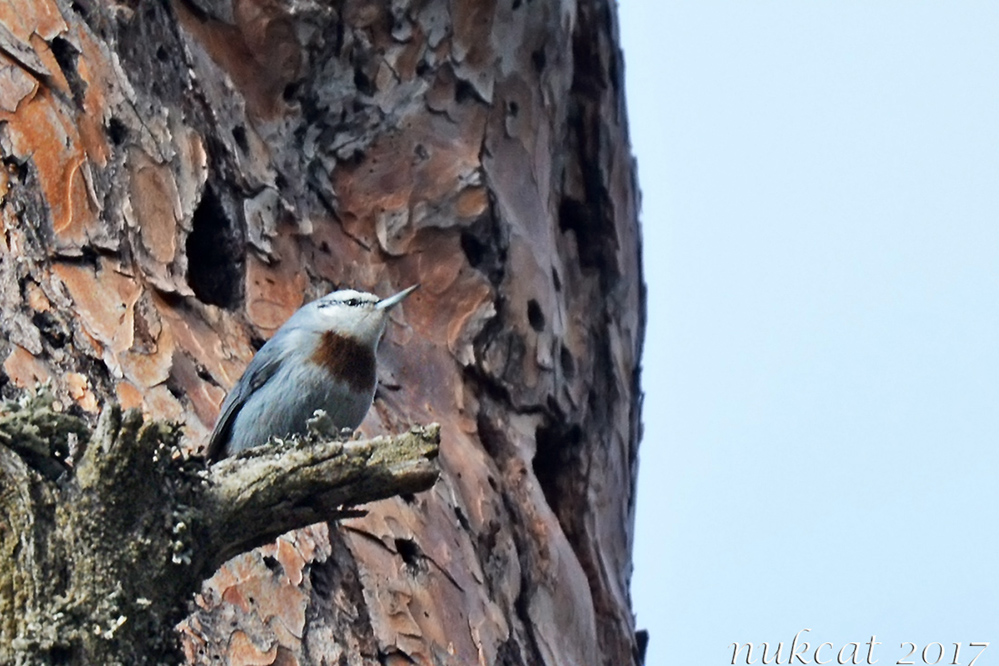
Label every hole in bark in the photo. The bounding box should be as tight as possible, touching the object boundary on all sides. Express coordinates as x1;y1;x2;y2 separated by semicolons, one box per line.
310;556;337;599
282;82;298;101
107;116;128;145
32;311;68;348
76;245;100;268
460;230;486;268
231;125;249;153
507;100;519;117
531;47;546;73
552;267;562;291
559;196;615;271
558;197;587;234
526;299;544;331
262;555;282;573
533;421;582;513
353;65;375;95
2;153;27;183
186;185;243;308
560;344;575;379
155;45;168;62
459;211;505;285
394;538;421;568
50;36;87;107
512;0;522;8
415;59;429;76
454;79;477;104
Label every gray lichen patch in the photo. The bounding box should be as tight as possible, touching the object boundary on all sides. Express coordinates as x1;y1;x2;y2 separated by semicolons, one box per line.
0;387;90;479
1;390;439;665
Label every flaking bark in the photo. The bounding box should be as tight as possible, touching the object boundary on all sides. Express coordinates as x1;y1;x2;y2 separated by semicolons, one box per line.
0;0;644;663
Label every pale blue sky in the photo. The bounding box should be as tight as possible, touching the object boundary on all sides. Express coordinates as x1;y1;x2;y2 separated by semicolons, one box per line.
620;3;999;665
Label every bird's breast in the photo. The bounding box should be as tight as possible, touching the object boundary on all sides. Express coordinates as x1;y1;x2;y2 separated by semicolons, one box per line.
310;330;376;394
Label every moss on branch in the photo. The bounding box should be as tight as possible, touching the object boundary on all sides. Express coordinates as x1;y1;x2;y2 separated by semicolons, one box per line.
0;392;440;665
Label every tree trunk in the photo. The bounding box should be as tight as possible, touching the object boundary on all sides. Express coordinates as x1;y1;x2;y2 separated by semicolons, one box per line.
0;0;644;664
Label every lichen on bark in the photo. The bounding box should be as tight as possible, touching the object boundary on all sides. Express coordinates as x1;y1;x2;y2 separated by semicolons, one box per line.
0;390;439;665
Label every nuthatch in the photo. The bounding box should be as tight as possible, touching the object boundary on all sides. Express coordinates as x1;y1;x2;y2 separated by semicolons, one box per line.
206;285;419;460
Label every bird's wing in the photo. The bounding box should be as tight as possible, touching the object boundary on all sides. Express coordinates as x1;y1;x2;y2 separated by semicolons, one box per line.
205;340;287;461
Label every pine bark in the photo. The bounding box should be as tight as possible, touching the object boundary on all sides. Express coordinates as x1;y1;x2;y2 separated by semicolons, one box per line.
0;0;644;664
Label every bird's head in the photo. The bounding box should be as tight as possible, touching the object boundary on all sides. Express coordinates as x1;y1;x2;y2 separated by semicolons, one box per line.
306;284;418;347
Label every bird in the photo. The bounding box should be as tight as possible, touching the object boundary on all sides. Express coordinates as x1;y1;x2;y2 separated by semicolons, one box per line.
206;284;419;461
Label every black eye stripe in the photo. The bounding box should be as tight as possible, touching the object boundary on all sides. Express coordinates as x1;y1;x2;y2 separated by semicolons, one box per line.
318;293;376;308
319;297;365;308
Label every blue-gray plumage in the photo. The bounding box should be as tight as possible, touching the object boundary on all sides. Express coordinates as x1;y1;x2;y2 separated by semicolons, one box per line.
206;285;418;461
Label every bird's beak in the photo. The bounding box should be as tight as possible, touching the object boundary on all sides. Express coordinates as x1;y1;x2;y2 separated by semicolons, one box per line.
376;284;419;310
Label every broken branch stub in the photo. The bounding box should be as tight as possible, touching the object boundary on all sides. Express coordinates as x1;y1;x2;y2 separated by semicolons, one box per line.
202;424;441;569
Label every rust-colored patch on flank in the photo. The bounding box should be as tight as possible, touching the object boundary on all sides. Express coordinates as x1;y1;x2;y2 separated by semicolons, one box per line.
310;331;376;394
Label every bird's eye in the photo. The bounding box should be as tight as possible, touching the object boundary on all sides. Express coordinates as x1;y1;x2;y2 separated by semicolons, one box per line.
345;298;360;307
